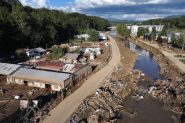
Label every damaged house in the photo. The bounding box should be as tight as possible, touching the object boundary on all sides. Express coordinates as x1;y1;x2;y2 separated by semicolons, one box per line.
7;68;72;91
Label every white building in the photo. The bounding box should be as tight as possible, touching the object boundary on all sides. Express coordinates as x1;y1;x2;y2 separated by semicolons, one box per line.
99;33;107;41
76;34;90;41
26;47;46;58
127;25;164;36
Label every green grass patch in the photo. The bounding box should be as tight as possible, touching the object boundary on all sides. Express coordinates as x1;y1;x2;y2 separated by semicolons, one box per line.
179;59;185;64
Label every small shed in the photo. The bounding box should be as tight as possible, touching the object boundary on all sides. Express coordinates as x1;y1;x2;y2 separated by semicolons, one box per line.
62;53;80;64
76;34;90;41
62;63;92;81
26;47;46;58
99;33;107;41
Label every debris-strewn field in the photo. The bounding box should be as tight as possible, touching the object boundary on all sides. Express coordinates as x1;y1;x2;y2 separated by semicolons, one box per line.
68;38;138;123
0;75;49;122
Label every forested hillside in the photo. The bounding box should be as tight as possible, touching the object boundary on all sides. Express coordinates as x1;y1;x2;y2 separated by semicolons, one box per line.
142;15;185;29
0;0;110;54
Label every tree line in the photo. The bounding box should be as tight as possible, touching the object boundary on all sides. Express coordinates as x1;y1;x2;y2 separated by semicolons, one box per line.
0;0;110;55
142;16;185;29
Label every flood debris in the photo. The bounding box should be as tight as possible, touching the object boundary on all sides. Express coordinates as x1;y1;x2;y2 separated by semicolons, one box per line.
151;79;185;118
70;81;126;122
68;69;142;123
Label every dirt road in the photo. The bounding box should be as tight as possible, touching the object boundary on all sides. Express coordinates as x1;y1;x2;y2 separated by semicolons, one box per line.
139;40;185;73
42;35;121;123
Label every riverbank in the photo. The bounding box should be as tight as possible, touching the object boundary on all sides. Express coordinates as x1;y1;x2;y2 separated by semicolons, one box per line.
67;37;138;123
130;38;185;122
131;39;184;80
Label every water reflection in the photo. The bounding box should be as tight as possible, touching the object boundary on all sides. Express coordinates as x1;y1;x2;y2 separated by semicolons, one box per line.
109;30;117;37
128;42;160;80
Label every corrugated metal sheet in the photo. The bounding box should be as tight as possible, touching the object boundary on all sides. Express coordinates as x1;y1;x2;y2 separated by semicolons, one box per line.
64;53;79;60
0;63;21;75
11;68;71;85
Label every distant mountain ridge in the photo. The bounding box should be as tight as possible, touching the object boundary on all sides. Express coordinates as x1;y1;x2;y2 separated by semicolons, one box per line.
165;14;185;19
142;14;185;29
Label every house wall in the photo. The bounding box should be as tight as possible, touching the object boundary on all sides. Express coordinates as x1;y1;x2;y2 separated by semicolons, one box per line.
33;82;45;88
28;81;34;87
7;77;24;85
64;75;72;87
6;76;72;91
15;79;24;85
51;84;62;91
7;77;13;84
74;65;92;81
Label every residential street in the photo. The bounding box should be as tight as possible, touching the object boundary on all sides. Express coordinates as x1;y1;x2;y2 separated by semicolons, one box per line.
42;35;121;123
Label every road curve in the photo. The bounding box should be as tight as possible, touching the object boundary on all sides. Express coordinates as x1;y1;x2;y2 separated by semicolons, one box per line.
42;35;121;123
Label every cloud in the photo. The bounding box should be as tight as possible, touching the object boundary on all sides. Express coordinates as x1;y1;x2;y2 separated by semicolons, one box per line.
19;0;185;21
19;0;29;6
32;0;48;8
72;0;168;10
19;0;48;8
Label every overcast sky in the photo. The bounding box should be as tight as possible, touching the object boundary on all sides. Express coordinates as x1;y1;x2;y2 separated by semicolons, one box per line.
19;0;185;21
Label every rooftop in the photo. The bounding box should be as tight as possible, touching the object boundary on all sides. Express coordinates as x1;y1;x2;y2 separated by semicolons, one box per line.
11;68;71;85
64;53;80;60
0;63;21;75
36;61;64;71
28;47;46;53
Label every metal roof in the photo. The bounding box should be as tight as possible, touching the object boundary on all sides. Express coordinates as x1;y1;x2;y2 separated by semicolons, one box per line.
0;63;21;75
34;47;46;53
64;53;79;60
11;68;71;85
63;64;75;73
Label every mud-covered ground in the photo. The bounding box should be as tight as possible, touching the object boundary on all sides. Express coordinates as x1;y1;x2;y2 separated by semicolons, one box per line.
68;38;138;123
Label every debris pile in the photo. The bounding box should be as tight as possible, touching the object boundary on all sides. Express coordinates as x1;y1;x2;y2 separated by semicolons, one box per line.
69;69;141;123
152;79;185;115
69;80;127;123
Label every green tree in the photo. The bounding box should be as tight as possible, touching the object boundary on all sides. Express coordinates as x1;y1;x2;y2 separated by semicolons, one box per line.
182;34;185;50
116;24;130;37
62;46;69;54
172;35;184;49
15;49;27;60
51;46;63;59
161;26;167;36
151;27;157;41
86;29;99;42
137;27;148;38
0;0;110;54
157;35;163;44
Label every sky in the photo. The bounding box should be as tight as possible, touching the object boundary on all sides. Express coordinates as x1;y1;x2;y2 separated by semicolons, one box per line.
18;0;185;21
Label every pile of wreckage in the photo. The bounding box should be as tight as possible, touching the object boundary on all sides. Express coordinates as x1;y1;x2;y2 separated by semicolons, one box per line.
151;78;185;115
68;68;142;123
69;79;127;123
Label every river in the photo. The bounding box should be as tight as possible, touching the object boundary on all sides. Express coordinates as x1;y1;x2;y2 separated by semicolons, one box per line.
129;42;160;81
119;41;174;123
